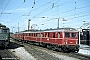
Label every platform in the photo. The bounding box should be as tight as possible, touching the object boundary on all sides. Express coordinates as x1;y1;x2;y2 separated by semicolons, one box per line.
78;44;90;56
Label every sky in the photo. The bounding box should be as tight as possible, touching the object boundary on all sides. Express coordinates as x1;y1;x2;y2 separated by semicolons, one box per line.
0;0;90;33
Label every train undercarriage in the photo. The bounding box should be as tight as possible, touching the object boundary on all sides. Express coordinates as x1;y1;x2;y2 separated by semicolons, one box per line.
14;38;79;53
0;40;10;48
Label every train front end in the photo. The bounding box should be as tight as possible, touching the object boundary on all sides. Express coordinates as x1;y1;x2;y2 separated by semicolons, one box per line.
64;31;79;52
0;27;10;48
61;28;79;52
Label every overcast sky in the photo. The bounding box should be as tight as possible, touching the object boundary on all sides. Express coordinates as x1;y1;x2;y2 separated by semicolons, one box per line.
0;0;90;32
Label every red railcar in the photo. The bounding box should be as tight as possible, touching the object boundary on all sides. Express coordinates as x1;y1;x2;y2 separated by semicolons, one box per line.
13;28;79;52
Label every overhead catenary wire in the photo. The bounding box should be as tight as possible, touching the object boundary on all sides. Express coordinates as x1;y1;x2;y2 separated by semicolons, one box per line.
33;4;90;24
11;0;78;21
0;0;10;17
66;14;90;20
9;0;29;20
28;0;55;15
34;7;90;28
0;0;4;13
32;0;35;8
35;0;89;18
63;10;90;18
33;0;80;18
4;0;90;28
12;0;56;20
33;0;61;18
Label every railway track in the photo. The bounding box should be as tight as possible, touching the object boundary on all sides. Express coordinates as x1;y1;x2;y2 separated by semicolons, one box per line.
25;43;90;60
68;52;90;60
12;38;90;60
11;39;60;60
0;49;19;60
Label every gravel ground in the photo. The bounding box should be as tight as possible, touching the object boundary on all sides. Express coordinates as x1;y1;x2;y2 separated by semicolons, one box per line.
10;39;80;60
10;47;36;60
10;39;90;60
25;45;80;60
0;48;19;60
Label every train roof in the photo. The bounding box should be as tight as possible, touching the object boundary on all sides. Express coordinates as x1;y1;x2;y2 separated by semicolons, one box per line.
0;23;9;29
22;28;78;33
0;23;6;27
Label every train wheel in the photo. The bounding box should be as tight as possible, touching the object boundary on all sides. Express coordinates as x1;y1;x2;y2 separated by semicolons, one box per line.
61;47;69;53
52;47;56;51
2;44;6;49
47;45;51;49
75;49;79;53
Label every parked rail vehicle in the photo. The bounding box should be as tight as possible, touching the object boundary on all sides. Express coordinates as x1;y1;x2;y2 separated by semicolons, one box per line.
0;23;10;48
13;28;79;52
80;29;90;46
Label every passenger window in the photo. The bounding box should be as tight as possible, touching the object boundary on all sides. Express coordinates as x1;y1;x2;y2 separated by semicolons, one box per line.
48;33;49;37
65;32;70;37
58;32;60;38
44;33;45;37
3;29;8;33
72;33;76;37
53;33;55;38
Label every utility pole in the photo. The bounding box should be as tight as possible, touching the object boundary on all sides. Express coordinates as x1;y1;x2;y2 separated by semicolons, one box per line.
24;0;25;2
18;23;19;32
78;29;80;45
28;19;31;30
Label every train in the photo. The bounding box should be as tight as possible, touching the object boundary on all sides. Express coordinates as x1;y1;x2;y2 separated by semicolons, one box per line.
80;29;90;46
0;23;10;48
12;28;79;53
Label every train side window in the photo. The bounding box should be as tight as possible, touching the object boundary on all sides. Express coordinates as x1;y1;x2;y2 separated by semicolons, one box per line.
37;33;40;37
35;33;36;36
65;32;70;37
53;33;55;38
30;33;31;36
36;33;37;37
3;29;8;33
33;33;34;36
43;33;45;37
30;33;32;36
42;33;44;37
58;32;60;38
72;33;76;37
45;33;47;37
45;33;49;37
48;33;49;37
26;33;29;36
29;33;30;36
